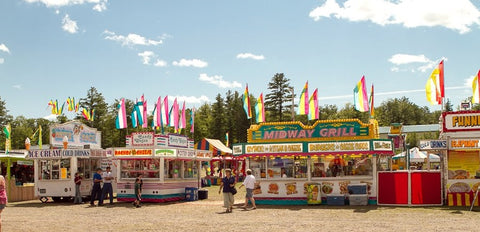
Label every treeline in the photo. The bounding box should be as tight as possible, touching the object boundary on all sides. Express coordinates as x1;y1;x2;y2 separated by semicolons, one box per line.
0;73;469;150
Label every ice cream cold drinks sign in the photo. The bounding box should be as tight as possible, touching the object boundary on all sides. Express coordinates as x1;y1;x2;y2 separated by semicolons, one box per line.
248;119;374;143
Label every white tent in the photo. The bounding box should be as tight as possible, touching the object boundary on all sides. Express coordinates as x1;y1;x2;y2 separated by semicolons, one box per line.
393;147;440;163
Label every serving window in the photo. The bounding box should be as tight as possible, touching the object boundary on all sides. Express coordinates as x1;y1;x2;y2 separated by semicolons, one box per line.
311;154;373;178
164;159;198;179
120;158;160;179
39;158;71;180
250;156;308;179
77;158;101;179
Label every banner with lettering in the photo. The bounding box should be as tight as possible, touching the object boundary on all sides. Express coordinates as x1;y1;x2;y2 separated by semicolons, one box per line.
247;119;374;143
442;111;480;132
50;121;101;148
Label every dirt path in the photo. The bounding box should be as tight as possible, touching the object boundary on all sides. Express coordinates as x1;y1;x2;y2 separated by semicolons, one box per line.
3;186;480;231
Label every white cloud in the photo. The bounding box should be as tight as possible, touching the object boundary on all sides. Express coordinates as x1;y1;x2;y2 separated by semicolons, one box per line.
172;59;208;68
236;53;265;60
12;84;22;90
309;0;480;34
137;51;167;67
24;0;108;11
388;54;430;65
93;1;107;12
198;73;241;89
169;95;210;104
104;30;163;47
154;60;167;67
388;53;445;73
62;14;78;34
138;51;155;65
43;114;58;121
0;44;10;54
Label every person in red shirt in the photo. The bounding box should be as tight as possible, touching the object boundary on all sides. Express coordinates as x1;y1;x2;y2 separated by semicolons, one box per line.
74;172;83;204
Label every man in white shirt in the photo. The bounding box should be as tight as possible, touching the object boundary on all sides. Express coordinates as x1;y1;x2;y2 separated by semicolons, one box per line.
99;166;114;205
239;169;257;209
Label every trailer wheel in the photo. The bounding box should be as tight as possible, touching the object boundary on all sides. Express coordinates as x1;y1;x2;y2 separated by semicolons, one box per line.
40;197;48;203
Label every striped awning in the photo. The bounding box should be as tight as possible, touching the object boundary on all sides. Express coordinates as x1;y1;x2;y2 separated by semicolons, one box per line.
195;138;232;156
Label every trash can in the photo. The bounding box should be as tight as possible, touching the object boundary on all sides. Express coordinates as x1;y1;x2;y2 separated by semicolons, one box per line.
306;183;322;205
198;189;208;200
185;187;198;201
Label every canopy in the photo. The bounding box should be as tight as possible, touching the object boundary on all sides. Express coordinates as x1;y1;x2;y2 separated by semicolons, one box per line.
195;138;232;156
393;147;440;163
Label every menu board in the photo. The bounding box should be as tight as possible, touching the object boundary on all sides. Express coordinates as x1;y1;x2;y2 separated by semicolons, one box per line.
448;151;480;179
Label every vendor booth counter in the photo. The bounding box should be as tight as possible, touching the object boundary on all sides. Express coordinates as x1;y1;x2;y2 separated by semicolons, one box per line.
233;119;395;206
377;171;442;206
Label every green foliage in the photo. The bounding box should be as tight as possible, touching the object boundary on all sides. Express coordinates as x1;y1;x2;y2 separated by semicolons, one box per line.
375;97;434;126
264;73;294;122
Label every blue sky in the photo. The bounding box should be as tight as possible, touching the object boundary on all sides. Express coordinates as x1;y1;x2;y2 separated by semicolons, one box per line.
1;0;480;119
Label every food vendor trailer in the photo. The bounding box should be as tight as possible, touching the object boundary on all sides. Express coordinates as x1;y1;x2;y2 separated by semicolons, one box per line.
233;119;394;205
27;121;112;202
114;132;212;203
438;111;480;206
28;149;112;202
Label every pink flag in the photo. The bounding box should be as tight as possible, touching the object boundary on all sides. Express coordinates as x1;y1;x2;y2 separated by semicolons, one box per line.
179;101;186;129
142;100;148;128
161;96;169;126
155;96;161;127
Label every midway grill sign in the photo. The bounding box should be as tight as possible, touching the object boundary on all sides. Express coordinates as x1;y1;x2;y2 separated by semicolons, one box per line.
247;119;373;143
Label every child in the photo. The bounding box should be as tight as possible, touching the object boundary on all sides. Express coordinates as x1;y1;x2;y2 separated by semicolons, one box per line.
134;176;142;208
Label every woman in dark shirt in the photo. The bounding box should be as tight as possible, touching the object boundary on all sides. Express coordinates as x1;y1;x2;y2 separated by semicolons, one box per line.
218;168;236;213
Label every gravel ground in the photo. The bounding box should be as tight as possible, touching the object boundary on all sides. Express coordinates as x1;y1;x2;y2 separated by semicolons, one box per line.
3;184;480;232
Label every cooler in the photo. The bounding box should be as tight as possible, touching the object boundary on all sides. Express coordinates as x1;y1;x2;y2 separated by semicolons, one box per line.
198;189;208;200
185;187;198;201
327;195;345;206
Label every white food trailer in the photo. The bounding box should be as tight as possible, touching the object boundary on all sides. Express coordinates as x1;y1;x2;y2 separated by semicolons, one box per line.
27;121;115;202
113;132;212;202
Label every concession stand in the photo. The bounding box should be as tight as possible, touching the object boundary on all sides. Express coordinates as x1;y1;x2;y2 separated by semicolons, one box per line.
439;111;480;207
232;119;394;205
27;121;112;202
195;138;245;183
113;132;212;203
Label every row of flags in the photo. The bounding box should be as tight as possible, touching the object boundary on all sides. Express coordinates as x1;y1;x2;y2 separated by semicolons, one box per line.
48;97;94;122
115;95;195;134
424;60;479;107
242;82;320;123
353;76;375;118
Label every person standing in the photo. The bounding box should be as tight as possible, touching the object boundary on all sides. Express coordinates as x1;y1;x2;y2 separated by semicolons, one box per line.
133;175;142;208
90;168;103;206
239;169;256;210
73;172;83;204
0;175;7;231
218;168;235;213
100;167;114;205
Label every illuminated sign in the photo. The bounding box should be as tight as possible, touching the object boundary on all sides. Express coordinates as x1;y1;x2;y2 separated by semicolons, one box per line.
248;119;373;143
449;139;480;149
308;141;370;153
245;143;303;154
443;111;480;132
114;149;152;156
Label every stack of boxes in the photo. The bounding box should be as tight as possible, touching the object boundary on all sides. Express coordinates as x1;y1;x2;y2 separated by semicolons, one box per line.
347;183;368;205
